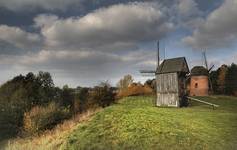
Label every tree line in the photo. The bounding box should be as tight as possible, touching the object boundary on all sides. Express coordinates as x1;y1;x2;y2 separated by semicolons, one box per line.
0;72;115;139
210;63;237;95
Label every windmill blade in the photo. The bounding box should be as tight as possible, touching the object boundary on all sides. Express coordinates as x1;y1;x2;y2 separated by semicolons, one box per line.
140;70;156;77
157;41;160;69
141;74;155;77
202;51;209;70
139;70;156;74
208;65;215;72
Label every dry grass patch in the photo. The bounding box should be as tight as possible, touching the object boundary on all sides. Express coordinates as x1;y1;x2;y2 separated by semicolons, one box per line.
6;108;101;150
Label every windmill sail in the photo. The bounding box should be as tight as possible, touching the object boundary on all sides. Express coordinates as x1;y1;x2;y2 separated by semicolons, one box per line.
139;41;159;76
202;50;214;93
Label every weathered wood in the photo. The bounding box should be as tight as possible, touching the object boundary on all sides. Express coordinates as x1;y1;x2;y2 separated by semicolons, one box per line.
156;72;179;107
187;96;219;108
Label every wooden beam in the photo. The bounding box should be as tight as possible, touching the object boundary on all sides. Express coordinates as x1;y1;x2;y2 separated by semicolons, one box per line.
140;70;156;74
187;96;219;109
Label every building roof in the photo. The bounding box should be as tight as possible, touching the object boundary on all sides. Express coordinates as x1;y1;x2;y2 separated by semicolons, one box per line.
191;66;209;76
156;57;189;74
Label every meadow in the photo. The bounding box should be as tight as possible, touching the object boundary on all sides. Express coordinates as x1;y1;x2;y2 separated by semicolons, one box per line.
5;95;237;150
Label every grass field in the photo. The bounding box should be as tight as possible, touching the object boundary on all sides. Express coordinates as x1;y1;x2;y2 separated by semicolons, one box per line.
5;96;237;150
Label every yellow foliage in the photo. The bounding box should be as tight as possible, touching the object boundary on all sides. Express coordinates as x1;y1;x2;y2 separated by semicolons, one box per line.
117;83;153;98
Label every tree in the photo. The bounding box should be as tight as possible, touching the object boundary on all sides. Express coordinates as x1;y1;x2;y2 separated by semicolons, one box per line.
217;65;228;93
225;63;237;95
210;63;237;95
74;87;89;113
89;82;115;108
60;85;74;109
145;79;156;92
0;71;57;138
210;70;219;94
36;71;55;105
117;74;133;91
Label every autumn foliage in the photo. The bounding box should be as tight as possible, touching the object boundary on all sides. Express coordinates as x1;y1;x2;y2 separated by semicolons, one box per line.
23;102;70;135
117;83;153;98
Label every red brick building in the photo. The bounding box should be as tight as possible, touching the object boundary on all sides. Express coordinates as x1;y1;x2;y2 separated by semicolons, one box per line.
189;66;209;96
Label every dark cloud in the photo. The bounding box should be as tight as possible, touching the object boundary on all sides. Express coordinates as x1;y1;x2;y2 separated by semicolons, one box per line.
34;2;174;51
0;0;83;11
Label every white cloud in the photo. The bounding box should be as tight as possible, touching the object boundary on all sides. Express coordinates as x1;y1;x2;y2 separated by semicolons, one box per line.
183;0;237;49
0;0;82;11
0;25;42;51
34;2;173;50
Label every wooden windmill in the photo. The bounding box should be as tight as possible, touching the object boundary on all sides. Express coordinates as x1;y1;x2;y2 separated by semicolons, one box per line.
140;41;190;107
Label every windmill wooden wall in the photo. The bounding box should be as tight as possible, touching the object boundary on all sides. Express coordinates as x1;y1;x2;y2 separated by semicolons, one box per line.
156;72;179;106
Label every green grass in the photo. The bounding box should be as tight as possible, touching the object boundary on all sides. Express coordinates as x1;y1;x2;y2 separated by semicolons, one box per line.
63;96;237;150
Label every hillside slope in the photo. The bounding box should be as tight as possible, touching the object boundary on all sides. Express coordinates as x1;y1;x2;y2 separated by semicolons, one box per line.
6;96;237;150
63;96;237;150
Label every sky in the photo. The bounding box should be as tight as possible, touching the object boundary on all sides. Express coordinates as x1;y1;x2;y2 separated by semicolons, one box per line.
0;0;237;87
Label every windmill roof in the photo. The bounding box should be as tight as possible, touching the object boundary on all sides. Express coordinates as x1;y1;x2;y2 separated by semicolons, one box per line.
156;57;189;74
191;66;209;76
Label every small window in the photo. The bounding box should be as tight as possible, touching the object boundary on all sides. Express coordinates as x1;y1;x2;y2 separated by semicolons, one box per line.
195;83;198;88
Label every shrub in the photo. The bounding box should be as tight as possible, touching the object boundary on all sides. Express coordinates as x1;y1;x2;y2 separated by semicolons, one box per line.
89;85;115;108
23;102;70;135
117;83;153;98
0;102;24;140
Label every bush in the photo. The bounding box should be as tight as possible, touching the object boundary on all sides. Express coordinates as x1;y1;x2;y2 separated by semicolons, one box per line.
89;85;115;108
117;83;153;98
23;102;70;135
0;103;24;140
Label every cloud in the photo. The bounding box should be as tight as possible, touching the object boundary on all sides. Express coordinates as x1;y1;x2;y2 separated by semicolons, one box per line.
182;0;237;49
0;1;174;86
0;0;82;11
34;2;173;51
0;25;42;53
0;48;156;86
3;0;233;87
177;0;200;17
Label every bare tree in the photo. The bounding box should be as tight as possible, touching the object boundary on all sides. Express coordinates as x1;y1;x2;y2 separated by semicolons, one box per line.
117;74;133;91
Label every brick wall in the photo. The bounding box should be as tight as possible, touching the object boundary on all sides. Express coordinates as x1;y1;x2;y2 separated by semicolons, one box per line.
190;76;209;96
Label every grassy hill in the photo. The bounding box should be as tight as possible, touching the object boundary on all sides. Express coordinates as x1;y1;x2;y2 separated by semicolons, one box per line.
6;96;237;150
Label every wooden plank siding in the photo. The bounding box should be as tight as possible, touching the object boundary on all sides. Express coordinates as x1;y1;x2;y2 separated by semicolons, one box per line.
156;72;180;107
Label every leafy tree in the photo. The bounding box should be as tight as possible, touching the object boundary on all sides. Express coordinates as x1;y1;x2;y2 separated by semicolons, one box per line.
36;71;55;105
74;87;89;113
210;70;219;94
225;63;237;95
217;65;228;93
60;85;74;109
0;71;57;138
210;64;237;95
